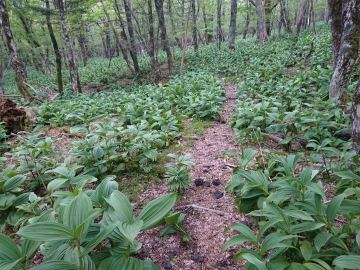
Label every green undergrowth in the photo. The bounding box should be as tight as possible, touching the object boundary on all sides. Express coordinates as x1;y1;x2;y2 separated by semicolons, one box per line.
220;26;360;269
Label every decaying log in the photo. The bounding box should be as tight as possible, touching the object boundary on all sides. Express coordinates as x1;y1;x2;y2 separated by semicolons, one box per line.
0;98;36;134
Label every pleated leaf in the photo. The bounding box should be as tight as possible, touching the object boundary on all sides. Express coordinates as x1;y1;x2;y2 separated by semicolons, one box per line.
333;255;360;269
108;191;134;224
17;222;74;242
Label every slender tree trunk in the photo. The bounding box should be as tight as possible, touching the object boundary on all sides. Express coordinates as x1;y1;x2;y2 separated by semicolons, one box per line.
203;7;214;44
147;0;160;82
0;27;4;95
328;0;343;66
191;0;198;51
256;0;268;48
310;0;317;35
295;0;307;35
243;0;250;39
329;0;360;106
280;0;292;33
78;33;88;67
45;0;63;94
228;0;237;49
57;0;81;94
264;0;272;35
155;0;173;74
216;0;222;49
168;0;182;49
0;0;33;101
123;0;140;72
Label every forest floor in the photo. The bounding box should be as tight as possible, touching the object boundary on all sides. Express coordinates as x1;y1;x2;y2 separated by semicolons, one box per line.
136;82;251;269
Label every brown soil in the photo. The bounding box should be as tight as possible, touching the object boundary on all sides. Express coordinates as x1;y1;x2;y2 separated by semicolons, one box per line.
136;82;249;269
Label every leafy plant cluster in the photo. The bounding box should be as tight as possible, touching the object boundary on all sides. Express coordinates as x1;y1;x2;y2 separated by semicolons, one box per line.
36;72;225;127
0;122;9;153
220;26;360;269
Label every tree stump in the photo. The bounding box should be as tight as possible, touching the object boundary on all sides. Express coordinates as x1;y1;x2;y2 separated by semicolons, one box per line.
0;98;36;134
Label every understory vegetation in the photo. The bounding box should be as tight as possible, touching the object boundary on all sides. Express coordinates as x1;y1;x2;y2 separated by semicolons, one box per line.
1;24;360;269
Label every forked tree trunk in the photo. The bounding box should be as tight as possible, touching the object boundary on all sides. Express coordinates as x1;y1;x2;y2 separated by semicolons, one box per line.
328;0;343;66
57;0;81;94
228;0;237;49
155;0;173;74
255;0;268;48
216;0;222;49
296;0;307;35
0;0;33;101
123;0;140;72
329;0;360;106
45;0;63;94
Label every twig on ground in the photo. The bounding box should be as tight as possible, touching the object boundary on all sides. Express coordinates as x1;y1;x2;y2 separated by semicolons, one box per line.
176;204;224;216
225;163;237;168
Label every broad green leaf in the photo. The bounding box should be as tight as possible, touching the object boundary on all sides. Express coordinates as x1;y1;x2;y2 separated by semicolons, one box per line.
21;239;41;258
164;212;181;225
48;178;69;192
303;262;326;270
137;193;177;231
234;249;267;270
3;175;26;191
268;256;291;270
117;220;143;244
333;255;360;269
300;167;314;185
63;192;92;234
314;233;333;252
290;222;325;234
143;260;161;270
0;259;22;270
230;223;257;244
334;171;360;182
309;259;331;270
306;182;326;200
30;260;79;270
260;233;297;255
258;218;283;241
73;209;103;240
283;209;314;221
143;149;158;161
17;222;74;241
108;191;134;224
99;255;144;270
288;262;307;269
0;233;21;259
327;194;345;224
278;137;292;145
51;166;70;177
93;146;104;159
223;235;256;251
224;150;239;157
300;241;312;261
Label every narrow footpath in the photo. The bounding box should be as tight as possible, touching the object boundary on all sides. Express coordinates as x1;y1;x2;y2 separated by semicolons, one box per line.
138;83;249;270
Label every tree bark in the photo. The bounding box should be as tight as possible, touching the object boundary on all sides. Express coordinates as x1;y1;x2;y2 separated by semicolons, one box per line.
168;0;182;49
264;0;272;35
329;0;360;106
57;0;81;95
0;27;4;95
0;0;33;102
216;0;222;49
255;0;268;48
243;0;250;39
155;0;173;74
191;0;198;51
203;7;214;44
45;0;63;94
279;0;292;33
296;0;308;36
147;0;160;82
228;0;237;49
328;0;343;66
78;33;88;67
310;0;317;35
123;0;140;72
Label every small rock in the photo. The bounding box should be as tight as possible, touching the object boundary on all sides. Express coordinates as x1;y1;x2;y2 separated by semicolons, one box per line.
164;262;172;269
193;253;204;263
203;169;209;173
194;178;204;186
205;181;211;187
220;165;227;170
212;179;221;186
214;190;224;199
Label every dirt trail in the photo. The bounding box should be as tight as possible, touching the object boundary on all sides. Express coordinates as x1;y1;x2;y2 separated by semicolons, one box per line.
138;83;249;269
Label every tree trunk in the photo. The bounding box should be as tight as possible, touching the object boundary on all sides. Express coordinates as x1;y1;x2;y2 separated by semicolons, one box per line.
256;0;268;48
78;33;88;67
243;0;250;39
228;0;237;49
0;0;33;102
57;0;81;95
216;0;222;49
0;27;4;95
123;0;140;73
279;0;292;33
191;0;198;51
264;0;272;35
168;0;182;49
329;0;360;106
328;0;343;66
147;0;160;82
155;0;173;74
296;0;307;35
310;0;317;35
203;7;214;44
45;0;63;94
